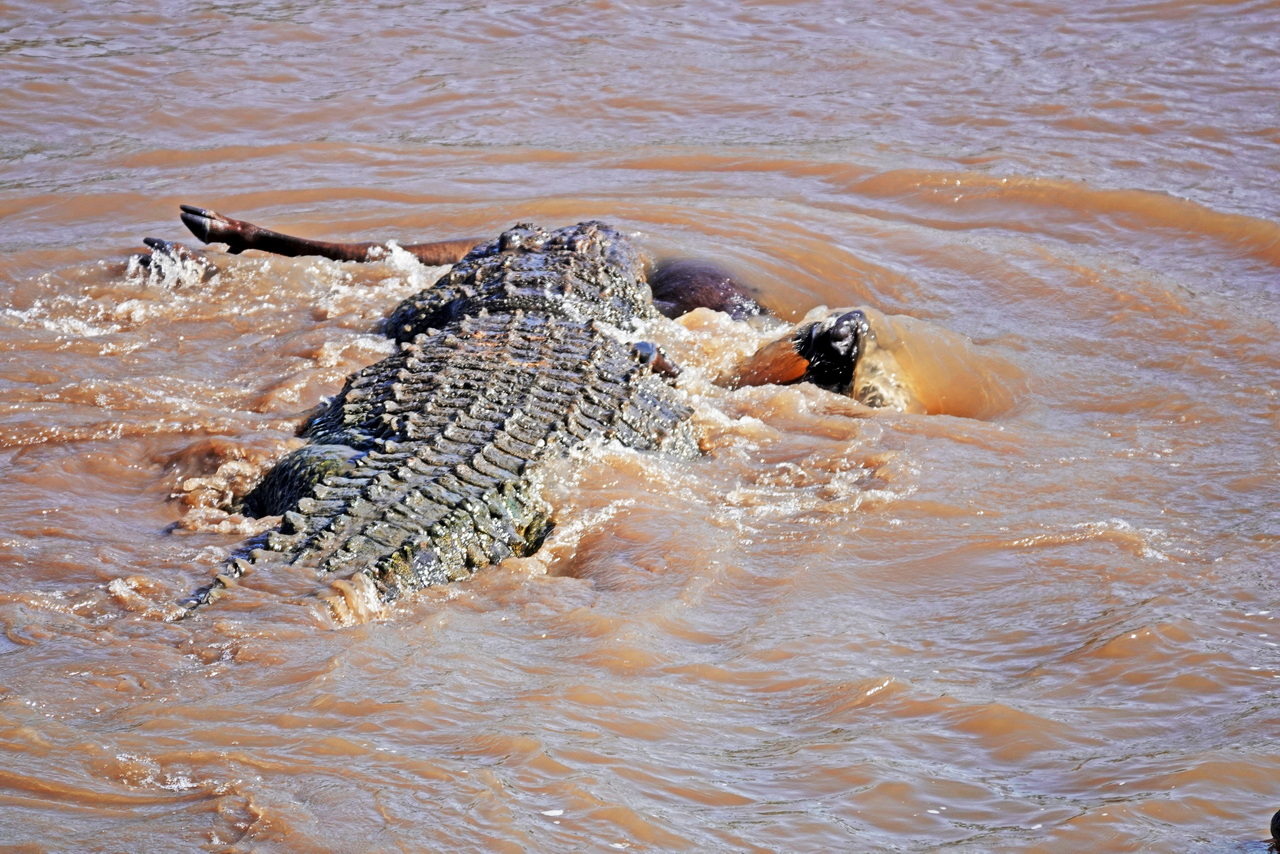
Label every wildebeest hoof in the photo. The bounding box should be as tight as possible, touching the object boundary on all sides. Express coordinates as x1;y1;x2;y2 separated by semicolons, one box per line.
133;236;219;284
180;204;250;254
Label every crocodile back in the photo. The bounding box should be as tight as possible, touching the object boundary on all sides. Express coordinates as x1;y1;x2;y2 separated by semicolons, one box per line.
383;221;659;342
215;223;695;609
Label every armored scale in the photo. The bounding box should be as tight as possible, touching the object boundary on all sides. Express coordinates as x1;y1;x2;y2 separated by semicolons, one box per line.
187;221;696;611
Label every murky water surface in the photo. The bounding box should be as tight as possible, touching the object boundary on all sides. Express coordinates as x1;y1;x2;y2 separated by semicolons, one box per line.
1;1;1278;850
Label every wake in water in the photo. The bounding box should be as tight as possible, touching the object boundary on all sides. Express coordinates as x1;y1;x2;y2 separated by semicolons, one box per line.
132;206;1021;623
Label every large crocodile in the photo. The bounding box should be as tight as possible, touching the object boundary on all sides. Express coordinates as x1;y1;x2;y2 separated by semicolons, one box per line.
162;209;869;615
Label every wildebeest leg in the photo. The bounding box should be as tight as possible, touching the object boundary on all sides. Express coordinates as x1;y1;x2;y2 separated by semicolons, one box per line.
648;258;767;320
179;205;483;266
733;309;870;395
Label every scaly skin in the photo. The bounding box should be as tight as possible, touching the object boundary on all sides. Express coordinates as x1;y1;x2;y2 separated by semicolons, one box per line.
184;221;694;614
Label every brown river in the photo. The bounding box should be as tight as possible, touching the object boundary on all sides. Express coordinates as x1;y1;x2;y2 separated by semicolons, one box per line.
2;1;1279;851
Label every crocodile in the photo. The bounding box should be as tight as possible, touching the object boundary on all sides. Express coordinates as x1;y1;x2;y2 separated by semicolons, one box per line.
163;209;870;615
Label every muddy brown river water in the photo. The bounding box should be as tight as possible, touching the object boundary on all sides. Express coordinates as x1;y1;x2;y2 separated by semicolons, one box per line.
2;1;1279;851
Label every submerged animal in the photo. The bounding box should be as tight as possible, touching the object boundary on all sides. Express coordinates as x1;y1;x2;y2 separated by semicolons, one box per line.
161;207;870;616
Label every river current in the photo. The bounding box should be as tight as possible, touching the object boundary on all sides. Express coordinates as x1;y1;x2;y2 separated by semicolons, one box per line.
1;1;1278;851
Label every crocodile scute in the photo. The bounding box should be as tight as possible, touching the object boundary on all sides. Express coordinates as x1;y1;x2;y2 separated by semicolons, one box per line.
191;221;696;612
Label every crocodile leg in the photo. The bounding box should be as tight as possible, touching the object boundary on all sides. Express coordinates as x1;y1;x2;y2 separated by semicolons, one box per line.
179;204;482;266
